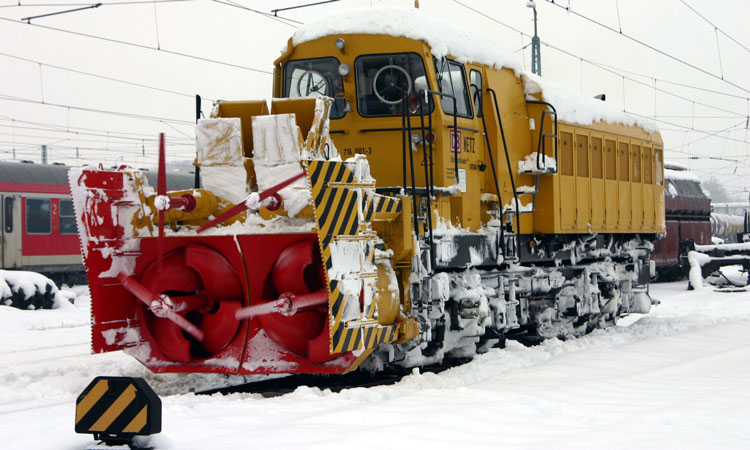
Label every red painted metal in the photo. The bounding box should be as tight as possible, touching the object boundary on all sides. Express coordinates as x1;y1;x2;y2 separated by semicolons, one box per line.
75;166;358;375
116;271;206;342
0;182;70;194
21;197;80;256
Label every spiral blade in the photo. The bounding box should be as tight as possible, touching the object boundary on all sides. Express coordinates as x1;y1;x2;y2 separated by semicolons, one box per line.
272;240;316;295
116;272;204;342
201;301;241;354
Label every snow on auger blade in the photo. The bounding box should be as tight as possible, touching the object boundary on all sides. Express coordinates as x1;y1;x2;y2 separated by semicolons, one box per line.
69;97;409;375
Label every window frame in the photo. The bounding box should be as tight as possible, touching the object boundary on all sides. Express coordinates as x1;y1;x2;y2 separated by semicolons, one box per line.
25;197;51;235
282;56;347;120
58;198;77;235
4;196;13;233
353;52;433;119
434;58;473;119
470;69;483;118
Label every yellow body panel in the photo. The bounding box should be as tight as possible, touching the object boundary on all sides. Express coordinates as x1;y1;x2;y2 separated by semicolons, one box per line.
273;32;665;240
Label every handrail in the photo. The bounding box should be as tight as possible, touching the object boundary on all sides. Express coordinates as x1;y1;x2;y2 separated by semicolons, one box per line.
487;88;521;251
526;100;558;172
474;84;505;260
419;89;459;187
401;92;419;241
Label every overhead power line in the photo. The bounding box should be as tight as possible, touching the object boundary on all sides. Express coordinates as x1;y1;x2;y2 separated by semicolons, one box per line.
0;51;209;100
453;1;749;117
679;0;750;54
625;111;749;145
1;0;196;8
0;115;194;141
541;0;750;94
0;15;273;75
0;92;195;125
211;0;301;27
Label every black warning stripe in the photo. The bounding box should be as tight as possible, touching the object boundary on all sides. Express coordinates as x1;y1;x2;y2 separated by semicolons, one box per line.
336;327;361;353
360;325;397;349
363;325;377;349
374;194;401;215
377;325;397;344
308;160;369;355
362;191;374;223
76;380;147;435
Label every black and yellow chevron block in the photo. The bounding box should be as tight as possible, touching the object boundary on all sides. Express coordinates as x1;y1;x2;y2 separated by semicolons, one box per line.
75;376;161;438
308;160;400;355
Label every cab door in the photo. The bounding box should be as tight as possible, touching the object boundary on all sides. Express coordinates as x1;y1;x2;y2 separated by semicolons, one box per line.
1;195;22;269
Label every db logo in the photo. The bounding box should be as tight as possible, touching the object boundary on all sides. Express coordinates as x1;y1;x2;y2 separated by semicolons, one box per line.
450;129;461;154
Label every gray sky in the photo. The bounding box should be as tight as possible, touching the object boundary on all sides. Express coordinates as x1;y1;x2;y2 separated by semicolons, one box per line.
1;0;748;199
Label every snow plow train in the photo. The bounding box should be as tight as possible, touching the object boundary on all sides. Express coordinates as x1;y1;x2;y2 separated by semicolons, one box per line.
70;8;664;375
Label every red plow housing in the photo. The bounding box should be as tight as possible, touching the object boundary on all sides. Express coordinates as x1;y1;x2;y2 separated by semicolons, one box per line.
69;97;410;375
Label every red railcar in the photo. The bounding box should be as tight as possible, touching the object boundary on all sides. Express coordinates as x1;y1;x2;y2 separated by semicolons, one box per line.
0;161;193;285
652;164;711;278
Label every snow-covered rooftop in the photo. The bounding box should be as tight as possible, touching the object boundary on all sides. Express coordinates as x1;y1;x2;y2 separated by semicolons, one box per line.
292;6;523;75
293;7;658;135
522;73;659;134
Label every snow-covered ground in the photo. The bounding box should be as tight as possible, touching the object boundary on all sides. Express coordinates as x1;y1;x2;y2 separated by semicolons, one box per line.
1;272;749;450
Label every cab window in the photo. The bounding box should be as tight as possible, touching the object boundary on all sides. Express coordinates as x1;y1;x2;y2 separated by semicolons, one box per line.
435;59;472;117
283;57;346;119
355;53;432;117
470;69;483;117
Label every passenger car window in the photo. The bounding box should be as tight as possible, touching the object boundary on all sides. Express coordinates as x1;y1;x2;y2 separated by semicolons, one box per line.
4;197;13;233
435;59;472;117
355;53;432;117
283;57;346;119
26;198;51;234
59;199;77;235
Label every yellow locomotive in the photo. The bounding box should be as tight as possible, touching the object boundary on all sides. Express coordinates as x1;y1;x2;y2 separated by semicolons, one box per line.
71;7;663;374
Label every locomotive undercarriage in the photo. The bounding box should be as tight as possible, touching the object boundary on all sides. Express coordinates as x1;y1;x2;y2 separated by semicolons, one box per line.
365;230;656;370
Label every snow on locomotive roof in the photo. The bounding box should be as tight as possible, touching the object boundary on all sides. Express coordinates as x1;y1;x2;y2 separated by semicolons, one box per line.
292;6;523;75
293;7;657;134
522;73;659;134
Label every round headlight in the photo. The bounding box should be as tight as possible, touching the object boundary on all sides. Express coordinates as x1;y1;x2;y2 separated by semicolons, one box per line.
335;38;346;51
338;64;350;77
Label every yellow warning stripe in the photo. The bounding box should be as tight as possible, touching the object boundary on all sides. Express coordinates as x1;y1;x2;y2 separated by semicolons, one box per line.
90;383;137;432
308;160;379;354
75;379;109;424
122;405;148;433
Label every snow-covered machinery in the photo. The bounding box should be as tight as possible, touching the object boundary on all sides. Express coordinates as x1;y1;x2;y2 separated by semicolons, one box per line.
70;7;664;375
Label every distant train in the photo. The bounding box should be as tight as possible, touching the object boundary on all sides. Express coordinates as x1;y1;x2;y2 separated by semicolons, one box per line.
0;161;194;286
651;164;711;277
711;202;749;243
652;164;748;278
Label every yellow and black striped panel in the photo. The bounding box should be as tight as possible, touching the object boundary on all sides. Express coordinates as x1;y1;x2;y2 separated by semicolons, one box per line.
372;194;402;221
361;324;398;349
75;377;161;437
308;160;362;354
